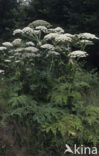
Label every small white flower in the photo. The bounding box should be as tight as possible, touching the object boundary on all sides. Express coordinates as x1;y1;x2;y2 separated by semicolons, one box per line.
15;60;21;63
55;34;72;42
4;59;11;62
78;33;99;40
80;40;87;43
26;41;35;46
12;38;22;46
13;29;23;35
0;69;4;73
68;50;88;58
44;33;59;40
80;39;94;45
50;27;64;33
23;53;36;58
2;42;13;47
64;33;75;38
47;50;60;56
22;27;34;35
48;27;64;34
9;56;15;59
54;27;64;33
41;44;55;50
24;46;38;52
15;48;24;52
0;47;7;51
36;26;47;32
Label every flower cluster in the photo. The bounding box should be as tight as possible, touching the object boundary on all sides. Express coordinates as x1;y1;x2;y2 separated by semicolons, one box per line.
13;29;23;35
2;42;13;47
14;48;24;52
0;69;4;74
47;50;59;56
78;33;99;40
49;27;64;33
22;27;34;35
24;47;38;52
44;33;74;43
26;41;35;46
80;39;94;45
55;34;72;42
68;50;88;58
12;38;22;46
41;44;55;50
44;33;59;40
36;26;48;33
1;20;99;69
0;47;7;51
4;59;11;63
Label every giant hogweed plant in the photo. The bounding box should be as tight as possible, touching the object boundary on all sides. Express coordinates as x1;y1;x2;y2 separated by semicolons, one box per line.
0;20;99;154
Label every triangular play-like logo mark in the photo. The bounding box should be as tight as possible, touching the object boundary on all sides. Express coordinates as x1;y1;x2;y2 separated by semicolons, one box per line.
64;144;73;154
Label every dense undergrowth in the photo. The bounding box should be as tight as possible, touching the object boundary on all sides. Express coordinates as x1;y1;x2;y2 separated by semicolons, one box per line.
0;20;99;156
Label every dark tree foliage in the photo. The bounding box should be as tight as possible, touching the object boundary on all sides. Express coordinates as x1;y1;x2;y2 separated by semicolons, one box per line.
67;0;99;34
0;0;18;41
26;0;70;27
27;0;99;34
1;0;99;38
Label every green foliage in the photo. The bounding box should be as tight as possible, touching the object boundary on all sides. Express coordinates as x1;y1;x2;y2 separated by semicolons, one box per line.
42;105;99;146
0;22;99;155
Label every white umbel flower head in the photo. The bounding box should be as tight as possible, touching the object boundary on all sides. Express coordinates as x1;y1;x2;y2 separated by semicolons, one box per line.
24;46;38;52
35;26;47;32
12;38;22;46
54;27;64;33
2;42;13;47
48;27;64;34
55;34;72;42
13;29;23;35
78;33;99;40
80;40;94;45
23;53;36;58
4;59;11;62
44;33;59;40
22;27;34;35
9;56;15;59
15;60;21;63
41;44;55;50
15;48;24;52
0;47;7;51
0;69;4;73
26;41;35;46
47;50;60;56
68;50;88;58
64;33;75;38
